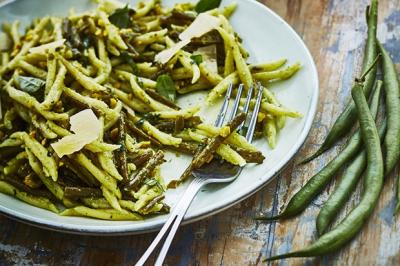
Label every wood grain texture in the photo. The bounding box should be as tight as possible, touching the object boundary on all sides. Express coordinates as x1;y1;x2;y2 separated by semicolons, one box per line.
1;0;400;265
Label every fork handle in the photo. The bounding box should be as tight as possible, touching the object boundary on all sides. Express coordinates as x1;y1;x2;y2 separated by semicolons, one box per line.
136;177;206;266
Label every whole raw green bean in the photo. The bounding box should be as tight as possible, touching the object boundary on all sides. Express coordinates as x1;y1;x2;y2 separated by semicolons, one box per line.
316;118;386;235
300;0;378;164
377;42;400;175
266;82;384;261
257;80;381;221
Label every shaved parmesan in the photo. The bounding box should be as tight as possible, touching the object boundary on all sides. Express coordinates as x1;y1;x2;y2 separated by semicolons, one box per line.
179;13;221;41
154;13;221;64
29;39;65;54
70;109;101;136
154;39;190;64
51;135;93;158
51;109;102;157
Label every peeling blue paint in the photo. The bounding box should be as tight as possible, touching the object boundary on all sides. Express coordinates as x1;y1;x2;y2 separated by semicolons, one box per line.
379;197;396;226
339;50;355;108
382;38;400;64
276;231;294;262
327;39;339;53
384;10;400;31
382;10;400;63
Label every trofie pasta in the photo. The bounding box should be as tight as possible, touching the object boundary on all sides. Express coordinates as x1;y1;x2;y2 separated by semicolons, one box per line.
0;0;300;220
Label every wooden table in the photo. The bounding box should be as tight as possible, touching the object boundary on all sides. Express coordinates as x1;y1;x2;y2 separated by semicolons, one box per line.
1;0;400;265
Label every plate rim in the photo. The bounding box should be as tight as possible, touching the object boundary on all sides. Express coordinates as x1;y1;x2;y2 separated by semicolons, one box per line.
0;0;319;235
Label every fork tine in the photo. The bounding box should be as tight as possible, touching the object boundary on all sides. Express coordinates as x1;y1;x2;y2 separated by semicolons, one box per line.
238;84;254;131
227;84;244;122
245;82;263;142
214;83;233;127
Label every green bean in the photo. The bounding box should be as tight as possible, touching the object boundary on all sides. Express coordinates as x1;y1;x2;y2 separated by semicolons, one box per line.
125;150;165;191
81;198;111;209
18;132;58;181
125;118;162;147
142;194;165;214
0;181;59;213
0;136;23;148
26;147;64;201
62;157;99;186
260;101;302;118
61;206;142;220
317;119;386;235
134;188;161;212
263;117;277;149
98;152;123;181
6;85;69;121
14;103;30;122
116;111;129;182
101;185;122;211
3;151;27;175
41;63;66;110
3;107;17;130
64;187;102;199
300;1;378;164
16;60;47;79
63;197;79;208
127;149;154;168
63;87;117;120
72;152;120;197
257;79;381;221
252;62;301;82
3;176;53;199
57;55;108;93
377;42;400;175
266;80;384;261
249;59;287;72
44;54;57;96
31;113;58;139
85;142;121;153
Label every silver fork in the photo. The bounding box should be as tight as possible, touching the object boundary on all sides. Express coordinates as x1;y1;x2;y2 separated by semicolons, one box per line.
136;82;263;266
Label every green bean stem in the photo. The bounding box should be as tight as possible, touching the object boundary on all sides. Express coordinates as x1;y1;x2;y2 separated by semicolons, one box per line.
316;118;386;235
257;80;382;221
300;0;378;164
266;82;384;260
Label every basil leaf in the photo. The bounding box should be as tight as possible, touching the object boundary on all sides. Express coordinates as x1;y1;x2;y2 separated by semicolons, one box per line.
108;5;135;28
16;76;45;93
156;74;176;102
120;51;139;74
195;0;222;13
190;54;203;65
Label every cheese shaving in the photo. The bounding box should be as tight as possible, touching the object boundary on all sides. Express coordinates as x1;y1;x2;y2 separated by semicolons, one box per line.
154;13;221;64
179;13;221;41
51;109;102;157
29;39;65;54
154;39;190;64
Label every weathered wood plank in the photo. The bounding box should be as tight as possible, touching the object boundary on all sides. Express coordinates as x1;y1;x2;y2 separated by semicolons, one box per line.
1;0;400;265
262;0;400;265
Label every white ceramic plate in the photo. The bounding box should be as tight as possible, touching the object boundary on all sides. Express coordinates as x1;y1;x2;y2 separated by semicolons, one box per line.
0;0;318;235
